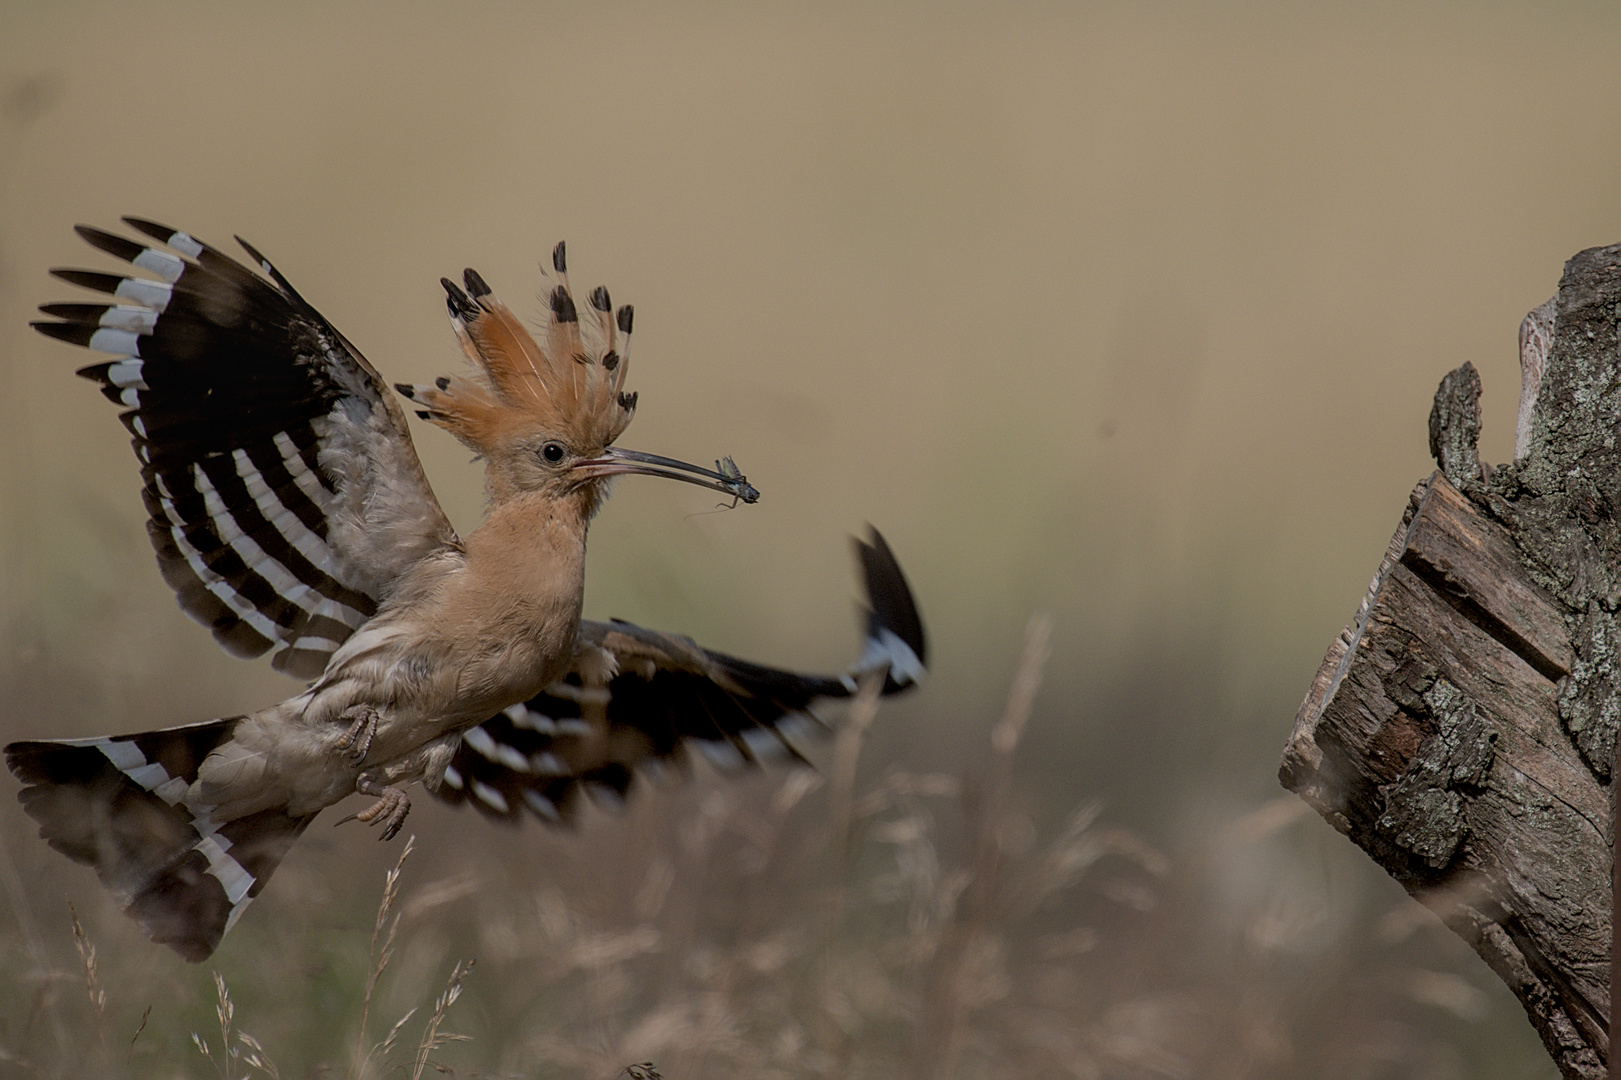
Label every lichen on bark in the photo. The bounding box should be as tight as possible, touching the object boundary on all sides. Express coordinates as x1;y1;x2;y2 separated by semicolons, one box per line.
1428;361;1483;492
1487;244;1621;785
1377;674;1497;868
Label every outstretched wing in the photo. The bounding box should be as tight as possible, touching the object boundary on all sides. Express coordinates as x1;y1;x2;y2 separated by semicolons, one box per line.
34;219;458;678
436;529;927;823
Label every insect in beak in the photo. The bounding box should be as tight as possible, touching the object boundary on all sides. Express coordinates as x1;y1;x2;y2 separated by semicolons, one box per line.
572;447;760;504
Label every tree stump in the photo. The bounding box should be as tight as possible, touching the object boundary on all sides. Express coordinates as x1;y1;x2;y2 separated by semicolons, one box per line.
1281;241;1621;1080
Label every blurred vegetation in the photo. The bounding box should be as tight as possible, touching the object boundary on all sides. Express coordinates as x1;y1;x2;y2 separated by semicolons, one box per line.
0;626;1561;1077
4;1;1619;1076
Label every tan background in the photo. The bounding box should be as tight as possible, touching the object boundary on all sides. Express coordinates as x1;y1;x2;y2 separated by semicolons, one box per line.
2;3;1619;1076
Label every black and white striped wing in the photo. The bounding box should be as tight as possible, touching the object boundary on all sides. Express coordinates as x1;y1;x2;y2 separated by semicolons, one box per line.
435;620;847;822
437;529;928;824
34;219;458;677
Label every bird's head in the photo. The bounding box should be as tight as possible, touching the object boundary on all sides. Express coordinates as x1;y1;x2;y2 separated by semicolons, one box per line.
395;243;757;517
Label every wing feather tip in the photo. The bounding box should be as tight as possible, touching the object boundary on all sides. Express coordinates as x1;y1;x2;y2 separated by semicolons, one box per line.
852;527;927;691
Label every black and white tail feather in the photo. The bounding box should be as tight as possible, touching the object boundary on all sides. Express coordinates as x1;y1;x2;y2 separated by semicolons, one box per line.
6;720;313;961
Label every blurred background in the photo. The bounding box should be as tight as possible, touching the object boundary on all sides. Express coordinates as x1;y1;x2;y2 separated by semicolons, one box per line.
3;3;1620;1077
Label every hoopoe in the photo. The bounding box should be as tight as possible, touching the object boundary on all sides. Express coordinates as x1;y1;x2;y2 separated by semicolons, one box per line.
8;218;927;962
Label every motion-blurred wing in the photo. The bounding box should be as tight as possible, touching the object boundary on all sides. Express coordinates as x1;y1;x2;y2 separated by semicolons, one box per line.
437;528;927;824
34;219;458;677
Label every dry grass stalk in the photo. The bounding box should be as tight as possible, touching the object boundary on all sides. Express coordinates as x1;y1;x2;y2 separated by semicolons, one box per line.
410;957;474;1080
67;901;106;1052
352;833;417;1080
215;970;234;1059
187;972;280;1080
131;1004;151;1048
972;612;1053;914
236;1029;283;1079
191;1030;218;1074
811;670;884;1068
919;613;1051;1079
192;969;238;1079
826;671;885;865
376;1005;420;1066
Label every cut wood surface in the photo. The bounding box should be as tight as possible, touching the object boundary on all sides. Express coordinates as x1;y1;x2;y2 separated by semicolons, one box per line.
1282;241;1621;1080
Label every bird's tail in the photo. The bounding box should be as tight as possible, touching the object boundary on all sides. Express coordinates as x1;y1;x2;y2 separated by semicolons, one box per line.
6;718;314;962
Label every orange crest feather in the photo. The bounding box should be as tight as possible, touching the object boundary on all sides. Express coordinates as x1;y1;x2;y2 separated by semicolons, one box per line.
405;244;637;454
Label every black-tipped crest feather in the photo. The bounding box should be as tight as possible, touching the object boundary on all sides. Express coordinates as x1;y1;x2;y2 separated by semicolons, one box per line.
441;277;480;320
550;286;578;323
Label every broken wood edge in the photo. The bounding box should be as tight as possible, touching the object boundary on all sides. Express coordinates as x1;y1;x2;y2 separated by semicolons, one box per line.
1280;470;1606;1080
1281;476;1431;803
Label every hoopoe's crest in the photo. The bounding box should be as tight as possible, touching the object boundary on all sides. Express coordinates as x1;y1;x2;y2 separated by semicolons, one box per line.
406;243;638;459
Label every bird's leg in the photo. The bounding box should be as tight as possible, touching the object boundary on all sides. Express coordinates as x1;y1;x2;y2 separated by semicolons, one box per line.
332;703;380;766
336;773;411;842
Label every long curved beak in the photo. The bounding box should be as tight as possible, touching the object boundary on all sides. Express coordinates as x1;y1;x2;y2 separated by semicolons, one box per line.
572;447;760;503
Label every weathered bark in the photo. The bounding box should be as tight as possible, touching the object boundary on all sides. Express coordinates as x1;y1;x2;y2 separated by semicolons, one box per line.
1282;242;1621;1080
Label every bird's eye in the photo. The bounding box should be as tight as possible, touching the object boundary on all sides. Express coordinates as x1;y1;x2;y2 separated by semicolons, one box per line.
540;442;567;465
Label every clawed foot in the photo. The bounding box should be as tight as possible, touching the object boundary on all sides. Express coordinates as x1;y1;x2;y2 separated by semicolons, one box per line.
333;704;380;766
337;774;411;841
